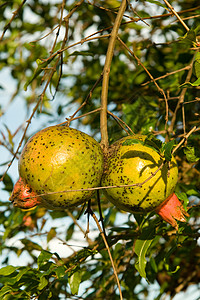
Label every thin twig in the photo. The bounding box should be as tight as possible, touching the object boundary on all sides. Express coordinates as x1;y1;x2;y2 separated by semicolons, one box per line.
172;126;197;154
0;97;42;182
0;58;63;182
107;110;134;135
65;209;93;245
168;57;195;135
64;108;101;124
127;0;150;27
97;190;106;237
162;0;189;32
87;207;123;300
142;65;191;86
66;74;103;126
41;34;111;65
0;0;27;41
117;36;169;130
49;0;66;56
184;98;200;105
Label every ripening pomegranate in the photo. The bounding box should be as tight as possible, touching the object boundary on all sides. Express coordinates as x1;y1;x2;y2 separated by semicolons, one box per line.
101;135;189;230
10;125;104;210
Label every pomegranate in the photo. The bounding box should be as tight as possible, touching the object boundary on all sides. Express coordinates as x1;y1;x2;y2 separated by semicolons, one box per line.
10;125;104;210
101;135;189;229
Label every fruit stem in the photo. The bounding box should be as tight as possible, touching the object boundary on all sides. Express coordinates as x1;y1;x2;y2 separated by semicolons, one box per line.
100;0;127;150
155;193;189;231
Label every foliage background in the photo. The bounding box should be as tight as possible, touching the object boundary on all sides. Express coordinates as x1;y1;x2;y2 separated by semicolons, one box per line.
0;0;200;299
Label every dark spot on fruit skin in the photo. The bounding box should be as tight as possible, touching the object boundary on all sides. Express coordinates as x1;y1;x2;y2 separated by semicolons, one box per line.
19;126;104;209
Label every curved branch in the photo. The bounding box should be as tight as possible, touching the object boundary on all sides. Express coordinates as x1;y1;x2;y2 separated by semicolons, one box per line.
87;208;123;300
100;0;127;150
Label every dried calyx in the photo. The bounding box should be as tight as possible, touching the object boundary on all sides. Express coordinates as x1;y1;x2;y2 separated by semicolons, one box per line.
10;177;41;210
155;193;189;231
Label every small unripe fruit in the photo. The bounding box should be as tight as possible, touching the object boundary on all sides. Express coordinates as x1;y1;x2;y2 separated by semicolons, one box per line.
10;125;104;210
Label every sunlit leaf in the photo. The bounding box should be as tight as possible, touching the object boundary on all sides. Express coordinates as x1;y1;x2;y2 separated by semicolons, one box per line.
184;146;200;162
0;266;18;276
193;52;200;78
135;226;155;278
24;57;55;91
38;276;49;290
162;140;175;161
37;250;53;268
69;270;82;295
122;138;143;146
179;29;196;46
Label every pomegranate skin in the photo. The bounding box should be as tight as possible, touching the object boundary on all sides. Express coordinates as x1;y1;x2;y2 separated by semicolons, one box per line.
11;125;104;210
9;177;41;210
102;135;178;213
155;193;189;230
102;135;189;229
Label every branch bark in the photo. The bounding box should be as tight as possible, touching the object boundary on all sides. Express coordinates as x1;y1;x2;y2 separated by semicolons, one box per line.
100;0;127;150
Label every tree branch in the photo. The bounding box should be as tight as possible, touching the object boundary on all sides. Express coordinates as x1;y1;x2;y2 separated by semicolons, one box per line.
87;207;123;300
100;0;127;150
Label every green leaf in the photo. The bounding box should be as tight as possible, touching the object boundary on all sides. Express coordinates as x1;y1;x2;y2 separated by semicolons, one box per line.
69;270;82;295
175;192;189;210
0;286;13;298
144;135;163;153
162;140;175;161
184;146;200;162
134;213;146;227
135;227;155;278
186;187;200;197
47;227;56;243
145;0;167;8
68;51;93;57
122;138;144;146
122;135;163;155
55;266;67;279
21;238;43;252
179;29;196;46
66;223;75;241
165;264;180;273
4;124;14;148
150;257;158;273
38;276;49;290
15;267;30;282
1;173;13;192
24;57;54;91
0;265;18;276
37;250;53;268
163;245;181;274
194;52;200;78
